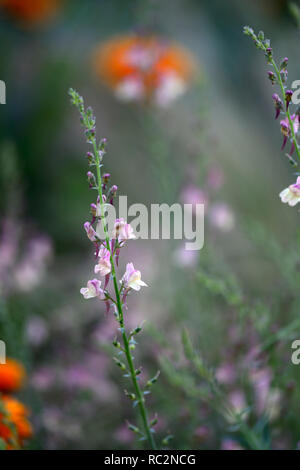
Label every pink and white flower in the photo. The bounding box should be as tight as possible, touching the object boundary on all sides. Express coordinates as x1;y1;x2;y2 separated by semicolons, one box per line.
112;218;136;242
84;222;97;242
279;176;300;207
94;246;111;276
122;263;147;291
80;279;105;299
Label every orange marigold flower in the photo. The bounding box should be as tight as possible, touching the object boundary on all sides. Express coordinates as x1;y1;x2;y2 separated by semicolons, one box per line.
0;0;60;25
0;359;25;393
92;34;197;106
0;396;33;449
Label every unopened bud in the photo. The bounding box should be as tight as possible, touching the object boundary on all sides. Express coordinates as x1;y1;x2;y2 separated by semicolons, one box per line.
285;90;293;110
267;71;276;85
280;57;288;69
103;173;111;183
87;171;96;188
86;151;94;164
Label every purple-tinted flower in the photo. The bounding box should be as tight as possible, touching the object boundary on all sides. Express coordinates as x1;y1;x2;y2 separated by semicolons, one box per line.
122;263;147;291
285;89;293;110
207;167;224;190
280;115;299;151
94;246;111;276
112;218;136;242
209;203;235;232
80;278;105;299
173;244;198;267
279;176;300;207
26;316;48;347
272;93;283;120
181;184;207;207
215;363;236;384
221;439;244;451
84;222;97;242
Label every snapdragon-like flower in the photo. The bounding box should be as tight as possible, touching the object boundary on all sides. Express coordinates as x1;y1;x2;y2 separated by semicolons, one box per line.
122;263;148;291
112;218;136;242
80;279;105;300
94;246;111;276
84;221;97;242
279;176;300;207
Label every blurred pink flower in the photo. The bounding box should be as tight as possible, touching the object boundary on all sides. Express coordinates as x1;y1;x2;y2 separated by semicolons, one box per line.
209;202;235;232
114;423;134;444
31;367;56;391
221;439;244;450
216;363;236;385
14;235;53;292
207;167;224;191
26;316;49;346
181;184;207;207
229;390;247;416
173;244;198;267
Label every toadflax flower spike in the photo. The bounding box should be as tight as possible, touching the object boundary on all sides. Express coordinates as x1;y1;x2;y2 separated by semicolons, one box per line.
70;88;157;450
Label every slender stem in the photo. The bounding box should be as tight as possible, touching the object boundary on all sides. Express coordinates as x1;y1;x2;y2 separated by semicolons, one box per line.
271;58;300;163
92;138;156;450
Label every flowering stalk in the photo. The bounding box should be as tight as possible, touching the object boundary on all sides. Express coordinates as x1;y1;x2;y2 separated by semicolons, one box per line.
243;26;300;206
69;89;157;450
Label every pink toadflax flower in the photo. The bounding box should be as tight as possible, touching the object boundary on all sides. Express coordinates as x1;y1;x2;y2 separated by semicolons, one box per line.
112;218;136;242
84;221;98;242
122;263;147;291
80;279;105;300
94;246;112;276
279;176;300;207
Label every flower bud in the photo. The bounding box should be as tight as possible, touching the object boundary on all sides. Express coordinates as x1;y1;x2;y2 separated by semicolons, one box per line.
285;90;293;110
87;171;96;188
280;57;288;69
272;93;283;119
267;71;276;85
103;173;111;183
86;151;94;164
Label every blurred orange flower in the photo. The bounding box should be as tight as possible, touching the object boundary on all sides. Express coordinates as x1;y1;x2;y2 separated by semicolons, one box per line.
0;359;25;393
1;0;60;25
92;35;197;106
0;396;33;449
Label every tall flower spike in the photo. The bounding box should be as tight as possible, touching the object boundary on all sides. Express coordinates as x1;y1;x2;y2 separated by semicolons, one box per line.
69;88;157;450
244;26;300;207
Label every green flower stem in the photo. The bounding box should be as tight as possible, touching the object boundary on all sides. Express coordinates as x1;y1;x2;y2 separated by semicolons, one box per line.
271;57;300;163
92;138;157;450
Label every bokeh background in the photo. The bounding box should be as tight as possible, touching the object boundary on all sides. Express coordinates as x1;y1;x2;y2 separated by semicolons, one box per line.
1;0;300;450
